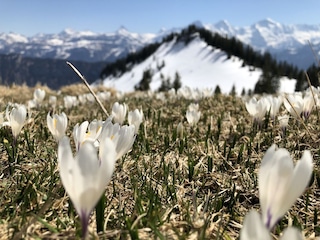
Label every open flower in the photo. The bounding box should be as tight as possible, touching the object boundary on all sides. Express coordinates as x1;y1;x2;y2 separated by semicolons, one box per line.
186;109;201;126
265;95;283;119
111;102;127;125
99;119;136;160
58;136;116;237
258;144;313;230
128;109;143;134
245;97;268;123
73;119;103;151
47;112;68;141
5;104;27;139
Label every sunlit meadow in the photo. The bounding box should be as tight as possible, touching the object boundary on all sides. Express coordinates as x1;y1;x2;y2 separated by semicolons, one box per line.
0;82;319;240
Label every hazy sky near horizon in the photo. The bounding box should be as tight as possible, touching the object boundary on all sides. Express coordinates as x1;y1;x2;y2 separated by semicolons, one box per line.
1;0;320;36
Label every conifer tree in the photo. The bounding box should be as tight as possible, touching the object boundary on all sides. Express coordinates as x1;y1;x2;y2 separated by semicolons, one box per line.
173;71;182;90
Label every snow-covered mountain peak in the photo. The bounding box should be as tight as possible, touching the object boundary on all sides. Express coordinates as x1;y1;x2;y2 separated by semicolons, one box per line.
0;32;28;44
116;25;130;35
212;20;234;34
255;18;282;28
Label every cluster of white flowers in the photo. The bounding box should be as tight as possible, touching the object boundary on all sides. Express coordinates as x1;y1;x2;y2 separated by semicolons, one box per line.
245;87;318;132
46;100;143;237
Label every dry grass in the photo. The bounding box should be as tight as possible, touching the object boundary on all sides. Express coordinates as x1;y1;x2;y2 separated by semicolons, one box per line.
0;85;319;239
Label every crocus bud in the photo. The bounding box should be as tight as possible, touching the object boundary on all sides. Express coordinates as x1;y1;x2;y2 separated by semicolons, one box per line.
5;104;27;139
33;88;46;105
111;102;127;125
128;109;143;134
186;109;201;126
47;112;68;141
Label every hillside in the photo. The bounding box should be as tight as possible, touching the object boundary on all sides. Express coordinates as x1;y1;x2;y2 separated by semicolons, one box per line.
98;26;301;94
0;54;105;89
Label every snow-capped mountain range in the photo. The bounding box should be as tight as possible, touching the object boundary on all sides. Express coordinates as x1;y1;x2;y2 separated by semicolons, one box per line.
1;18;320;69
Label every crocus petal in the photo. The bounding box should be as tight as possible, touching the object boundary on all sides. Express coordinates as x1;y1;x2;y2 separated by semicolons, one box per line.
115;125;136;159
73;121;89;151
98;138;117;189
280;227;303;240
58;136;78;210
240;210;271;240
259;144;313;229
282;150;313;214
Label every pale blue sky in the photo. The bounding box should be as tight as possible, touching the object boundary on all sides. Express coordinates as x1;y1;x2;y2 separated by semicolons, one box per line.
1;0;320;36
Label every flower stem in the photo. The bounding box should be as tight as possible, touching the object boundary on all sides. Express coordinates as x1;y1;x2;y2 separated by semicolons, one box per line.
95;194;106;234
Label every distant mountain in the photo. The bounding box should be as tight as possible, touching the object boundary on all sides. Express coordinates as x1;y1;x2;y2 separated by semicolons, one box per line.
1;19;320;69
0;27;157;63
206;18;320;69
0;54;105;89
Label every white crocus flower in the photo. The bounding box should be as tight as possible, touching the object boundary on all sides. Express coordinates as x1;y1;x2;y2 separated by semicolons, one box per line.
240;210;271;240
111;102;127;125
128;109;143;134
5;104;27;139
47;112;68;141
33;88;46;105
186;109;201;126
259;144;313;230
58;136;116;238
245;97;268;123
99;119;136;160
265;95;283;119
240;210;303;240
73;120;103;151
64;95;78;109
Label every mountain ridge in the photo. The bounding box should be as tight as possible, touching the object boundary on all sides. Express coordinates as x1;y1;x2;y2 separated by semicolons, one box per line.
1;18;320;69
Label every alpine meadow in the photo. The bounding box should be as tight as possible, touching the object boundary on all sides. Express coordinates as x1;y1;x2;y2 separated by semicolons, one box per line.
0;65;319;239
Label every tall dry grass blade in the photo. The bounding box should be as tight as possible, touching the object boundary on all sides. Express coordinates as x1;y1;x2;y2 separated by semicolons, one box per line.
66;61;109;116
304;71;319;121
284;95;314;141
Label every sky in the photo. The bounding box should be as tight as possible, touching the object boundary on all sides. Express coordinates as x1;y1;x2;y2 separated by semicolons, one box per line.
1;0;320;36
